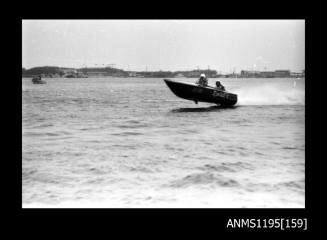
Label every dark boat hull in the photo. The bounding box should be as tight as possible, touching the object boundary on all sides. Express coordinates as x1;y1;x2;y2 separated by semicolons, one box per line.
164;79;237;106
32;78;46;84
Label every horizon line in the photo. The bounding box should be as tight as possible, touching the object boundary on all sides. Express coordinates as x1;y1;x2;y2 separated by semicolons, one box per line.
22;65;305;73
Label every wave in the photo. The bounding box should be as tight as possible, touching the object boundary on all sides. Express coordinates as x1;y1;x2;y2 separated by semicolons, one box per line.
245;180;304;193
235;82;304;106
111;131;143;136
198;162;254;173
167;172;240;188
170;105;237;113
117;123;150;129
275;180;304;191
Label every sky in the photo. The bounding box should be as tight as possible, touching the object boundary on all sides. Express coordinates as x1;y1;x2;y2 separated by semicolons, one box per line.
22;20;305;73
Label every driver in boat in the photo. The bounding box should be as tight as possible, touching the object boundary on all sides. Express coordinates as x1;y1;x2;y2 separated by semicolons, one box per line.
215;81;225;91
196;73;208;87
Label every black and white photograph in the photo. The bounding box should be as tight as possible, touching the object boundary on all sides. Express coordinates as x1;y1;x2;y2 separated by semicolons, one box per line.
22;20;305;208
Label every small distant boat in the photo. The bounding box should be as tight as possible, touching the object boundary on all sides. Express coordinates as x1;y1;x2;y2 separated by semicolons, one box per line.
32;76;46;84
65;74;76;78
164;79;237;106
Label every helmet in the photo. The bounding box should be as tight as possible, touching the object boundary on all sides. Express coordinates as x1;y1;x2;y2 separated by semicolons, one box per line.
200;73;206;78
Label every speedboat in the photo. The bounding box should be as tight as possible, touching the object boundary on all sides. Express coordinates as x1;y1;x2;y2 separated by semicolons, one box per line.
164;79;237;106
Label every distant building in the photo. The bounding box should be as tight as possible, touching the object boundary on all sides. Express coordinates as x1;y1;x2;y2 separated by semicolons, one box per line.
240;70;261;78
128;71;143;77
61;68;77;74
240;69;292;78
128;72;137;77
290;72;303;78
260;71;275;78
180;69;217;78
174;73;185;78
87;71;108;76
274;70;290;78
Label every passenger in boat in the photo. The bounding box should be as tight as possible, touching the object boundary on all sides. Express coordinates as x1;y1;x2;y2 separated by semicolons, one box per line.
215;81;225;91
196;73;208;86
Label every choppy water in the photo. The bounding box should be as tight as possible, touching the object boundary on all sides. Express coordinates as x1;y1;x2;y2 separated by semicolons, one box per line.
22;77;305;208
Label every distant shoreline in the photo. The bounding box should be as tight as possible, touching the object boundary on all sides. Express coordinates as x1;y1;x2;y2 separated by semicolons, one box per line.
22;76;305;80
22;66;305;79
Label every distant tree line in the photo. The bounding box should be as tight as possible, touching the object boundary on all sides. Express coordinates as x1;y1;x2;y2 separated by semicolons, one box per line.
21;66;222;78
137;71;175;78
79;67;127;74
135;69;218;78
22;66;65;77
22;66;303;78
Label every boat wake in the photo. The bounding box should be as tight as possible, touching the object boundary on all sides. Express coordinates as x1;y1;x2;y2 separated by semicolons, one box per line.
235;82;304;106
170;105;237;113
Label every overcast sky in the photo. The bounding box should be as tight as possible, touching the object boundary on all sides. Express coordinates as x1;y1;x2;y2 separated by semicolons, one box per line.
22;20;305;73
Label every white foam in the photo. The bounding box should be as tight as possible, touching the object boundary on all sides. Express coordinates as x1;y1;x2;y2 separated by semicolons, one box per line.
234;82;305;106
22;187;304;208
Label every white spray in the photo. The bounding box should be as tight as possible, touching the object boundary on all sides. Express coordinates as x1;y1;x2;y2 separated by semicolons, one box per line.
233;81;305;106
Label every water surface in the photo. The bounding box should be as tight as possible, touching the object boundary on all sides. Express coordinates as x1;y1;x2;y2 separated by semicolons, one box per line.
22;77;305;208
